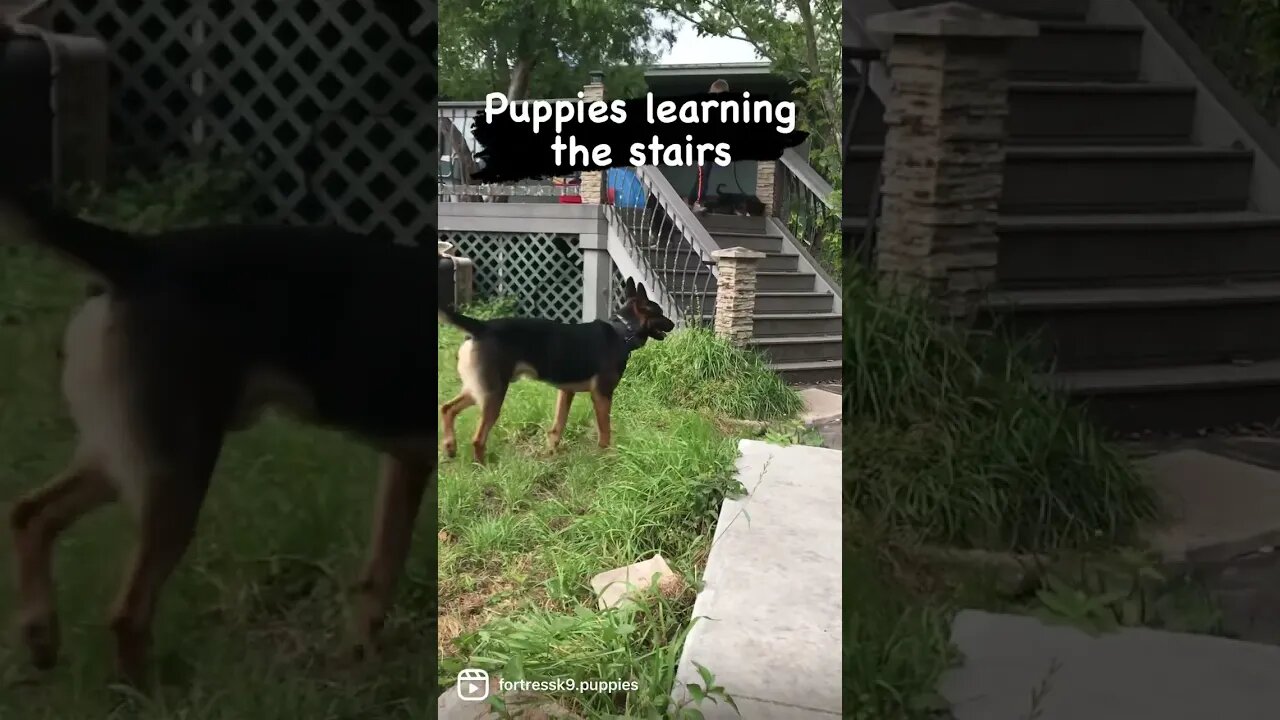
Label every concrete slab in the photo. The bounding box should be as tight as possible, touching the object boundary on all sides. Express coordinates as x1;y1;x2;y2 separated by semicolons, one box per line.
798;387;841;425
1208;549;1280;645
1205;436;1280;473
941;610;1280;720
671;440;842;719
798;386;841;450
812;417;841;451
1141;449;1280;563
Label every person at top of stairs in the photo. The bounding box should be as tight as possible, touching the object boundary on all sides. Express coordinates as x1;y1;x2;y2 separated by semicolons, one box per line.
688;78;730;211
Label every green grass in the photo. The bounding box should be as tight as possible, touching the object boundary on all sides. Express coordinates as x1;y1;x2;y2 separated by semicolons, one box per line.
0;244;438;718
844;522;954;720
437;306;801;717
0;159;803;716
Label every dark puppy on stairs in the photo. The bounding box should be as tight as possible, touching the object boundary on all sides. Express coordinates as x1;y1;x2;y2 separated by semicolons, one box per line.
438;278;675;464
695;184;767;217
0;188;437;686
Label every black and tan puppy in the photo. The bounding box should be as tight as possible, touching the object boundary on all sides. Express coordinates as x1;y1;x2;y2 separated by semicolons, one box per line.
438;278;675;464
698;184;767;217
0;189;437;684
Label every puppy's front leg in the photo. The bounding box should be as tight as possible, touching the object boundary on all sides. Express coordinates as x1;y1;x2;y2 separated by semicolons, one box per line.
589;388;613;449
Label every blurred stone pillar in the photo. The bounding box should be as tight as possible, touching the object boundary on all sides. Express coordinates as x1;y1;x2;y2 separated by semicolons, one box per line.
869;2;1036;319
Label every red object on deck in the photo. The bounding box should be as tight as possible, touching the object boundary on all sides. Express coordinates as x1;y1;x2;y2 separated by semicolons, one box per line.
555;175;584;203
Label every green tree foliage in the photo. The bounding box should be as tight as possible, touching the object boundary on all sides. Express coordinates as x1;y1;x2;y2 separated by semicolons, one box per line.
439;0;675;100
1163;0;1280;123
652;0;842;180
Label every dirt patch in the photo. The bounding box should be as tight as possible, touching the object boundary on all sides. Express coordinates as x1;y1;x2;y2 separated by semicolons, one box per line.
437;553;551;655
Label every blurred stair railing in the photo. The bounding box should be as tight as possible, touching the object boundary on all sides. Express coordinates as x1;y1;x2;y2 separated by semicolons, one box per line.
844;45;886;270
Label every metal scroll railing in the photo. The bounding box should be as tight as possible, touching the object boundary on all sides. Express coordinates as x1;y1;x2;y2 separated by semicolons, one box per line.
602;165;721;328
776;147;840;279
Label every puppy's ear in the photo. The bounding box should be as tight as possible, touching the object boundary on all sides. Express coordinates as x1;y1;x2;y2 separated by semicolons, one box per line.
624;277;636;298
635;282;649;303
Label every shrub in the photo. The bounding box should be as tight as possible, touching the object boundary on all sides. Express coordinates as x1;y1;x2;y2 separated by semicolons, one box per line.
626;326;803;420
842;264;1159;551
70;157;250;232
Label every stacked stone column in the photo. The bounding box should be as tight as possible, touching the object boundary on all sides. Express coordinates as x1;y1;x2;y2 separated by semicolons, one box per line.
713;247;766;345
578;70;606;204
755;160;776;216
868;3;1037;319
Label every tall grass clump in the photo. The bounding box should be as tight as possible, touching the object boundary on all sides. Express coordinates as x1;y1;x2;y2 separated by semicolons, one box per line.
845;520;955;720
626;325;803;421
842;264;1159;551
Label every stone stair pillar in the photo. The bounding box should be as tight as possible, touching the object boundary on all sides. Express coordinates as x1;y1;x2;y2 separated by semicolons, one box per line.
755;159;776;217
579;70;606;204
713;247;766;346
868;3;1037;319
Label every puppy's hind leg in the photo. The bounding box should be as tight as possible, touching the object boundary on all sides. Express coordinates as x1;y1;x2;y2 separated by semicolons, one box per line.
440;391;475;458
442;338;488;459
471;385;509;465
454;338;507;464
351;449;433;658
547;389;574;451
99;339;229;684
12;294;121;670
9;456;116;669
108;435;222;686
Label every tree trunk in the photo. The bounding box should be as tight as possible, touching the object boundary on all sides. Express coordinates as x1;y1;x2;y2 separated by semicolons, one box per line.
795;0;840;157
491;55;538;203
506;56;536;101
438;117;483;202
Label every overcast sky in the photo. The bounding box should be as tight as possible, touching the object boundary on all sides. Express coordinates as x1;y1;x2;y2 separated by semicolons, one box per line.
655;18;763;65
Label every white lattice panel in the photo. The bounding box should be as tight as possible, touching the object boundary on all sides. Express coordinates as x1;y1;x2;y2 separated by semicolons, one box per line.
49;0;436;243
441;231;583;323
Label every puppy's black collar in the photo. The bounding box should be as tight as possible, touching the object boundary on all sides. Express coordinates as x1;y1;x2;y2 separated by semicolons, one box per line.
610;313;647;351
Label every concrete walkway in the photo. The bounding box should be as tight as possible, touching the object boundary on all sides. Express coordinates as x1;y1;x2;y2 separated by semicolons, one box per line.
1141;445;1280;643
799;386;842;450
942;610;1280;720
671;439;843;719
942;441;1280;719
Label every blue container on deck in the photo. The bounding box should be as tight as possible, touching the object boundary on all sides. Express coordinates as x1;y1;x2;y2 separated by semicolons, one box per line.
607;167;646;208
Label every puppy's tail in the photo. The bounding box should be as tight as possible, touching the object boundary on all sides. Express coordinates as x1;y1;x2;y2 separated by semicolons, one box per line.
0;187;154;289
437;304;488;337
